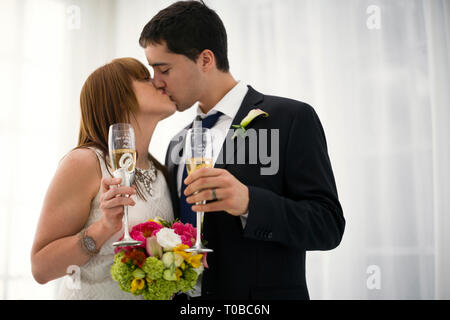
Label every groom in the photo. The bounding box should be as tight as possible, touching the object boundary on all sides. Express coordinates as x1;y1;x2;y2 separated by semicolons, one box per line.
139;1;345;300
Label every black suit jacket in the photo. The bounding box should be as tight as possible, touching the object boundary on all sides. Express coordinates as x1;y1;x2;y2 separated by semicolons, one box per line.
165;86;345;300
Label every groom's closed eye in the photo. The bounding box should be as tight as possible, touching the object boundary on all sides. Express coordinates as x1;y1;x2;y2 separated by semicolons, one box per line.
149;63;170;72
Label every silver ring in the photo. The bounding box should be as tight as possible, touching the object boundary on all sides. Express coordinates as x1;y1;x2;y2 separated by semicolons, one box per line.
211;188;218;201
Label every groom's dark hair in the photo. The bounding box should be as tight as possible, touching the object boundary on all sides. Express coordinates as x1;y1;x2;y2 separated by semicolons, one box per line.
139;0;230;72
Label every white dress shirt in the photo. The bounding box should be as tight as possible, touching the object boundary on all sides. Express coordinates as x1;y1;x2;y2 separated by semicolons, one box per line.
177;81;249;297
176;81;249;228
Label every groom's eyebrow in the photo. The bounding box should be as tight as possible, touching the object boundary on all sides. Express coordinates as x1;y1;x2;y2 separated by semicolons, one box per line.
150;62;169;67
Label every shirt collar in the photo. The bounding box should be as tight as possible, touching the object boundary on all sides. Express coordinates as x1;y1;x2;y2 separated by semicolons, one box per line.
196;81;249;120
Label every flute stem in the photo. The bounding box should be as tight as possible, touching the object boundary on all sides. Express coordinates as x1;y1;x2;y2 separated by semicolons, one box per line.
195;212;203;246
123;205;131;239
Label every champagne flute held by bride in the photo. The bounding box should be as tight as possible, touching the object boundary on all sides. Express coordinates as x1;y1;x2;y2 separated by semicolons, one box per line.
108;123;142;247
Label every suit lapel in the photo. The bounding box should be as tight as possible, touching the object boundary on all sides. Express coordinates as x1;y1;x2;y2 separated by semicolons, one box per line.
214;86;264;170
167;124;190;219
168;86;264;219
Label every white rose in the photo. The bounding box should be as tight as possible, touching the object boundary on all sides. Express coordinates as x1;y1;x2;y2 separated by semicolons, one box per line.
156;228;182;251
193;265;204;275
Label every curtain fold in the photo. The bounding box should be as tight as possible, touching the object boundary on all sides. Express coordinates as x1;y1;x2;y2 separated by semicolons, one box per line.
0;0;119;299
423;0;450;300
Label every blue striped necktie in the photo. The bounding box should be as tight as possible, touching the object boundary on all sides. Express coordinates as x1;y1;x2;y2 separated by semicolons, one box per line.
179;112;223;226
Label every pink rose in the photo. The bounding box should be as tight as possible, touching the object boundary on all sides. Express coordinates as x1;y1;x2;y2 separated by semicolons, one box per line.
114;221;163;254
171;222;197;247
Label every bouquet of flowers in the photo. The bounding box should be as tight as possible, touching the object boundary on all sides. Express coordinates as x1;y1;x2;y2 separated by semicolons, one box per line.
110;218;207;300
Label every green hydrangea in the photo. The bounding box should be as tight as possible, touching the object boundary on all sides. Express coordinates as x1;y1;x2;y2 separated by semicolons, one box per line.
142;256;164;280
110;252;134;292
111;251;202;300
143;279;178;300
176;267;199;293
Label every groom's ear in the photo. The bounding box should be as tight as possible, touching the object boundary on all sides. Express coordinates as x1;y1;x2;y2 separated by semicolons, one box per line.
198;49;215;72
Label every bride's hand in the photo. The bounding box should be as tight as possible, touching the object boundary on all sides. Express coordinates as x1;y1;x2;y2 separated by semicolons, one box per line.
99;177;136;234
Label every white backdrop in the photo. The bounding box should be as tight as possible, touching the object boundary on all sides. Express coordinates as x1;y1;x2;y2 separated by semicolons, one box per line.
0;0;448;299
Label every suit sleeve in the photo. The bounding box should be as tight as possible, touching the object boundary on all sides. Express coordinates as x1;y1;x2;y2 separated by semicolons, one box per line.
243;105;345;250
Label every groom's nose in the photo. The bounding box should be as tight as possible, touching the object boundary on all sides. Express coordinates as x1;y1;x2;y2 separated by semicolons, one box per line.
152;75;165;90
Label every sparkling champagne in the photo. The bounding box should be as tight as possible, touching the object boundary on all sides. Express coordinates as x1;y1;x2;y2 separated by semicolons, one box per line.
183;127;214;253
186;157;213;175
109;123;141;247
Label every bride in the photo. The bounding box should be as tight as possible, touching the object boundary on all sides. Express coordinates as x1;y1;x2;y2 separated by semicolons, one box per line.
30;57;176;299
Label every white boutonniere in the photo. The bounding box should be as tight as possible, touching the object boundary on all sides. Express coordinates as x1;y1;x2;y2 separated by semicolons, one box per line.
232;108;269;139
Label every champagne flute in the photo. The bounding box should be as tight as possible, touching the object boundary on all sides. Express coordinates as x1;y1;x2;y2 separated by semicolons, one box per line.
109;123;142;247
184;127;214;253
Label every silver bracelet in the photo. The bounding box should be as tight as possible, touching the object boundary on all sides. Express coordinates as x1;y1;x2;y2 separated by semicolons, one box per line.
78;228;100;257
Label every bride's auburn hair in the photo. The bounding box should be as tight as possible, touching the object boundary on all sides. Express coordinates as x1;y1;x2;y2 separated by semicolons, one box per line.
76;57;168;200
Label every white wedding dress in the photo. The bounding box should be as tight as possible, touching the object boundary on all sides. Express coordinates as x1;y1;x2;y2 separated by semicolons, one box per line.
57;147;174;300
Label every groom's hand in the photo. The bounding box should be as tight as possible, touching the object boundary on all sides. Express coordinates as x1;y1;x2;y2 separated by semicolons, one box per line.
184;168;249;216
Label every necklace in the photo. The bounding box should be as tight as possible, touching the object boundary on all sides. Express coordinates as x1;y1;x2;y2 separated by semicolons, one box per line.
135;160;157;196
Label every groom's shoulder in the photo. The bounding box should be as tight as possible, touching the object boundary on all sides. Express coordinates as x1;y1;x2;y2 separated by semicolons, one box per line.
261;92;316;119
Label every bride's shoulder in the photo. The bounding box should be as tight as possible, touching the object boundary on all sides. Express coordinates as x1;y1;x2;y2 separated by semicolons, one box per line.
59;147;102;179
46;147;102;201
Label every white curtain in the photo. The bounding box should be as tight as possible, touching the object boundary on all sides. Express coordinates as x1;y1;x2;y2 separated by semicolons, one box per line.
0;0;448;299
423;0;450;300
0;0;118;299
